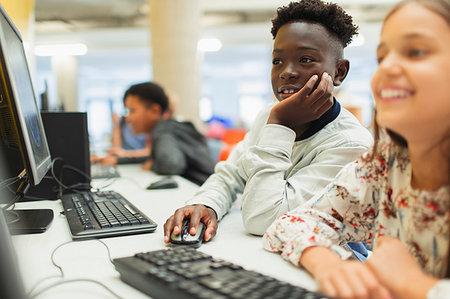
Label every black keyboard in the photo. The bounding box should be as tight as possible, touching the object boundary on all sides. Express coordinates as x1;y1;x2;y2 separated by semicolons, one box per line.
113;246;330;299
91;164;120;179
61;191;157;240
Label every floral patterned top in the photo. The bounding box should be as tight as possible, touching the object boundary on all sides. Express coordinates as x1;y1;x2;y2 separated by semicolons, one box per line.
263;137;449;278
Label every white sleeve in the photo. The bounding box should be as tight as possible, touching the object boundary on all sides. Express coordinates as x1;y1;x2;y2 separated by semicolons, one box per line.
184;140;246;220
427;280;450;299
185;105;271;220
239;124;369;235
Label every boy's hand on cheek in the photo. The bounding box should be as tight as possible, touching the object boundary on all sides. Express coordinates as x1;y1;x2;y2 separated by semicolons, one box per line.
268;72;334;137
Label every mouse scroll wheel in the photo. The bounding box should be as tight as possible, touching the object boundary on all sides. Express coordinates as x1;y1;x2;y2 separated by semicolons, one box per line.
182;222;189;233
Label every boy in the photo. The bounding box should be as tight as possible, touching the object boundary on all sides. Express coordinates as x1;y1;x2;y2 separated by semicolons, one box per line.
164;0;373;242
97;82;215;185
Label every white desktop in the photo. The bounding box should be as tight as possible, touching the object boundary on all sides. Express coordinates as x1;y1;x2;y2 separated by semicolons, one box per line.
12;164;318;299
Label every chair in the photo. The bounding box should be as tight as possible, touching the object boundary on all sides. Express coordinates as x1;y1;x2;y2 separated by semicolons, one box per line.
217;129;247;161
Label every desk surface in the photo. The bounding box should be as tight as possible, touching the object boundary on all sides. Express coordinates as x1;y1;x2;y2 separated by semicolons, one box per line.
12;164;317;298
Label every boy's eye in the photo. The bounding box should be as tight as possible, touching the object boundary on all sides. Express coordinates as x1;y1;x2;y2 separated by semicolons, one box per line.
272;58;282;65
299;57;313;63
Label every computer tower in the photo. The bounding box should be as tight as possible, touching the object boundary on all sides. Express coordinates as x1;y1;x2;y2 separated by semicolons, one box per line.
25;112;91;200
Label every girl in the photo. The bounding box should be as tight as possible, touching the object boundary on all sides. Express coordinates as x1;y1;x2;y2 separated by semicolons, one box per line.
263;1;450;298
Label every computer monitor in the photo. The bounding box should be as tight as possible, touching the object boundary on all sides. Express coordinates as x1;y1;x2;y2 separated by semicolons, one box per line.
0;4;53;233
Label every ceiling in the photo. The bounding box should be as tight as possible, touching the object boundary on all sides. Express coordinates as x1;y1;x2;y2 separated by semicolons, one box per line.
34;0;400;49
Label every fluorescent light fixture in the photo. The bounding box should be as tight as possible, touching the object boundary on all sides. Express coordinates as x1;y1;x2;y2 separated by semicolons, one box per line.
34;43;88;56
198;38;222;52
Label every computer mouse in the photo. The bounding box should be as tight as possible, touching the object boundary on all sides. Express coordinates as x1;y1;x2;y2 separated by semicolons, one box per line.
170;218;205;248
146;177;178;190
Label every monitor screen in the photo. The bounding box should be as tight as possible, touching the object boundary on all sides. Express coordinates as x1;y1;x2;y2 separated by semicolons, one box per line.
0;4;51;186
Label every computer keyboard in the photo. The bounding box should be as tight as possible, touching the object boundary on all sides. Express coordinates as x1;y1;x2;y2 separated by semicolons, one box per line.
61;190;157;240
91;164;121;179
113;246;330;299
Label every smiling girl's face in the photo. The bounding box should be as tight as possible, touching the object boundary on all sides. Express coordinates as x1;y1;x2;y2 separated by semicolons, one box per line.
371;2;450;142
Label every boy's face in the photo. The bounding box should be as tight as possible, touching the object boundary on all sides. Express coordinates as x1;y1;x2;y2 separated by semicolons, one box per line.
271;22;341;102
124;95;161;135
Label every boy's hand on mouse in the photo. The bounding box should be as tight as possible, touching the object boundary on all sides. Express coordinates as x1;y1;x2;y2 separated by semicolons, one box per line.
163;205;218;243
366;237;438;299
268;72;334;137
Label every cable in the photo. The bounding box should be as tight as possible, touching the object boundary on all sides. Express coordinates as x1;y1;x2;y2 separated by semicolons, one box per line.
96;239;114;264
1;192;22;211
28;239;119;298
28;279;123;299
49;158;88;196
93;177;119;191
49;157;66;198
62;164;92;183
0;175;20;190
116;176;145;189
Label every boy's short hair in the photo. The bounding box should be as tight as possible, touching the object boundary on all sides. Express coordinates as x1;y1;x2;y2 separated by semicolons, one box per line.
271;0;358;48
124;82;169;113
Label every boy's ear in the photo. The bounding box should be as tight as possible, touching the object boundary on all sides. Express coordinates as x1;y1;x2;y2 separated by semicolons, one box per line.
333;59;349;87
146;103;162;116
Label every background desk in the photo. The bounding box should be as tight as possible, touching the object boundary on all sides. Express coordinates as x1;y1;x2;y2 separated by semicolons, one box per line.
12;164;317;298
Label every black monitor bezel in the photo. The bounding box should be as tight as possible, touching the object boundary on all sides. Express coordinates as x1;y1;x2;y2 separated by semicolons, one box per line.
0;4;52;186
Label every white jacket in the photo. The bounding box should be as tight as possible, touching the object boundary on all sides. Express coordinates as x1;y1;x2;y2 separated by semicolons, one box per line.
186;101;373;235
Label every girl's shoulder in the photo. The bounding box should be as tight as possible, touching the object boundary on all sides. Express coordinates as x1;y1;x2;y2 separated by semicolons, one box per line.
359;136;409;177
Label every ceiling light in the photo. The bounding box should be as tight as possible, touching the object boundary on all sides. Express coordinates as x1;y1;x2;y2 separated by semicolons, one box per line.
34;43;88;56
198;38;222;52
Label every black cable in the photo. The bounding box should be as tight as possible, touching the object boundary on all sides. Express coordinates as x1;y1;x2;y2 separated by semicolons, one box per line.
49;157;66;198
49;158;88;195
62;164;92;183
94;177;119;191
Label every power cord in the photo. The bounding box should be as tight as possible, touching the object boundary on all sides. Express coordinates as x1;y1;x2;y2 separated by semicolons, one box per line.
27;239;121;299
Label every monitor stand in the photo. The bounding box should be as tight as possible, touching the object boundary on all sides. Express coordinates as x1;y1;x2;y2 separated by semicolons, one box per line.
5;209;53;234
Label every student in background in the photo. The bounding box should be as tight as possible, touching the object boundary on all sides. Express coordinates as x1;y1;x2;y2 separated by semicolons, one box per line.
93;88;179;170
109;113;149;157
264;0;450;298
125;82;214;185
94;82;214;185
164;0;373;245
96;113;151;167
